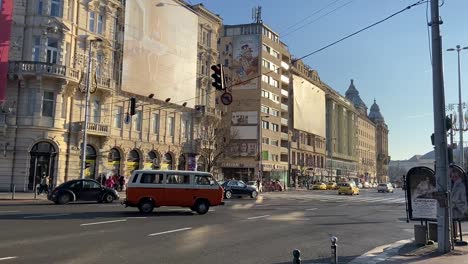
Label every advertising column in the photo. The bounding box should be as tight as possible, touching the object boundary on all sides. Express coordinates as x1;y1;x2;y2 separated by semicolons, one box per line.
0;0;14;102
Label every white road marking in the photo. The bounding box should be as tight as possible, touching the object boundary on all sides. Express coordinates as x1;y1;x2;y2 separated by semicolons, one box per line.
0;211;20;214
127;217;147;219
306;208;318;211
0;257;18;261
209;209;215;212
24;213;70;219
247;215;270;220
148;227;192;237
80;219;127;226
319;200;329;202
337;204;348;207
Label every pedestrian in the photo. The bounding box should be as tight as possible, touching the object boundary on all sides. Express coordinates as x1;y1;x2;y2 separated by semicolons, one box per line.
105;176;115;189
39;173;48;195
256;179;261;193
119;175;125;191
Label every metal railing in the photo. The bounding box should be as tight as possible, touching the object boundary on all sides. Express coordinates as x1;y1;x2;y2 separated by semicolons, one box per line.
9;61;81;82
78;121;110;136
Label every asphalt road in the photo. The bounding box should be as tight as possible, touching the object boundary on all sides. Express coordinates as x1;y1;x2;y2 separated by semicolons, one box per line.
0;189;412;264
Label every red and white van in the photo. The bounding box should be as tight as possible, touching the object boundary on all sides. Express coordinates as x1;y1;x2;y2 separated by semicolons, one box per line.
124;170;224;214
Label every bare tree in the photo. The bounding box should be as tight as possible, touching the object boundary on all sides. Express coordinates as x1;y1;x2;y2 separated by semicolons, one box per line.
196;115;238;173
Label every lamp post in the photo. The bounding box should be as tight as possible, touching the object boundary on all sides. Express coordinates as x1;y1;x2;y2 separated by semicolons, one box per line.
80;38;102;179
447;45;468;169
258;114;269;181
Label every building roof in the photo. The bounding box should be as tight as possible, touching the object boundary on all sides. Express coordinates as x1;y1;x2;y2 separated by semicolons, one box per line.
345;79;368;114
368;99;385;123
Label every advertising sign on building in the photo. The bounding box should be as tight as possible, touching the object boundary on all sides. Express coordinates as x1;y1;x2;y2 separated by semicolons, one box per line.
229;141;257;157
0;0;14;102
231;35;259;90
406;166;437;221
231;111;258;125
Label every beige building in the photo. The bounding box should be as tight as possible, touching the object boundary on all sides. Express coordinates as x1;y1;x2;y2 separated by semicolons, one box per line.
344;80;377;183
369;100;390;183
290;60;327;184
0;0;221;191
219;22;291;183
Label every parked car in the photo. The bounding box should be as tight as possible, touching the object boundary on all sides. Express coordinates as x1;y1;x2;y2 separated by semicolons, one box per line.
221;180;258;199
312;182;327;190
48;179;119;204
326;182;337;190
357;183;363;189
377;183;394;193
338;182;360;195
363;182;371;188
246;181;259;192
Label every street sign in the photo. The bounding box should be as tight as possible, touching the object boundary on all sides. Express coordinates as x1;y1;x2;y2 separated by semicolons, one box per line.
220;92;233;105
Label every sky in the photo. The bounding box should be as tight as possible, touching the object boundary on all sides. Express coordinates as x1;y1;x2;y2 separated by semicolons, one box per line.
192;0;468;160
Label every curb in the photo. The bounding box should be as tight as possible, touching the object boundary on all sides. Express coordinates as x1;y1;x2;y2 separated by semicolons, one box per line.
349;239;412;264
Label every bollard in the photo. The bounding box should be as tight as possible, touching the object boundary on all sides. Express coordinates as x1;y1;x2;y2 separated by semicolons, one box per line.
11;184;15;200
292;249;301;264
331;236;338;264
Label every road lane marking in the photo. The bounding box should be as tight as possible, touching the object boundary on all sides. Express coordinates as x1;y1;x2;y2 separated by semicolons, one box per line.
337;204;348;207
306;208;318;211
24;213;70;219
0;211;20;214
148;227;192;237
127;217;147;219
80;219;127;226
209;209;215;212
247;215;270;220
0;257;18;261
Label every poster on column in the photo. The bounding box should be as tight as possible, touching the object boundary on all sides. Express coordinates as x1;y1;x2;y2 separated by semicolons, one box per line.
449;164;468;221
406;166;437;221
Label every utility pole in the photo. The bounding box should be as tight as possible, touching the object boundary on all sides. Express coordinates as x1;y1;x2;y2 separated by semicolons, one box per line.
430;0;451;253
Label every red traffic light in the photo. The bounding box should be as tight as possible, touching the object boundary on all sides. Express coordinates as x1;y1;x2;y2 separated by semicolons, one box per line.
211;64;225;91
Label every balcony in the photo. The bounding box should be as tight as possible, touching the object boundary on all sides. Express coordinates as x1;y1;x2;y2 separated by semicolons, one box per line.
77;121;110;136
281;132;288;140
281;89;288;97
281;75;289;84
281;61;290;70
9;61;81;83
80;75;116;93
281;103;288;111
281;118;288;126
280;147;288;154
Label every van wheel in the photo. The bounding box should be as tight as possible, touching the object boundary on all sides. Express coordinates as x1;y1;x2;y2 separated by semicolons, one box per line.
225;190;232;199
138;200;154;214
194;200;210;215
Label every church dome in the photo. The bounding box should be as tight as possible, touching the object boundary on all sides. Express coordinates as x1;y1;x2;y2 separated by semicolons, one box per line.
345;79;368;114
369;99;385;123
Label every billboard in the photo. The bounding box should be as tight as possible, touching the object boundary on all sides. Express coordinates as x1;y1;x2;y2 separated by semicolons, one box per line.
231;111;258;125
231;35;259;90
122;0;197;107
406;166;437;221
0;0;14;102
229;141;258;157
292;75;326;137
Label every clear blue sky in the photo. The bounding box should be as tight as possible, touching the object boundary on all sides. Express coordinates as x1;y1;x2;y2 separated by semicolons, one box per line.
194;0;468;160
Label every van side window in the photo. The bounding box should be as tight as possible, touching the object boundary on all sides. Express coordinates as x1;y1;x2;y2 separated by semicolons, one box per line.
167;174;190;184
140;173;164;184
195;175;211;185
132;174;139;183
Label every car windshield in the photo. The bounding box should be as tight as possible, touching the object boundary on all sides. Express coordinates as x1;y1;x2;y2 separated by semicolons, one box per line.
379;184;387;187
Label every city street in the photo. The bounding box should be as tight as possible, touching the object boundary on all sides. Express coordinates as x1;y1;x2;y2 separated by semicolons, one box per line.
0;189;411;264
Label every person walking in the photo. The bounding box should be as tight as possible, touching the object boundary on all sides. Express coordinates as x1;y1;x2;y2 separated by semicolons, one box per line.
119;175;125;191
105;176;115;189
39;173;48;195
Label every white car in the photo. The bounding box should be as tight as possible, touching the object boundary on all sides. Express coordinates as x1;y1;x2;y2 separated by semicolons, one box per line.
377;183;394;193
246;181;259;192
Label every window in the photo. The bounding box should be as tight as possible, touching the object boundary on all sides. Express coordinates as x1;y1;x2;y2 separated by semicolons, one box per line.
270;109;279;117
224;59;229;67
134;110;142;131
46;39;59;64
42;91;55;117
271;123;279;132
96;54;103;77
152;113;160;134
271;139;279;146
271;154;279;162
50;0;61;17
262;75;269;84
263;44;270;53
261;120;269;129
261;105;269;114
167;116;175;137
140;173;164;184
167;174;190;184
38;0;43;15
97;14;104;34
261;90;270;98
83;180;100;189
92;100;100;123
262;137;269;144
270;78;279;88
262;59;270;69
89;11;95;32
67;0;74;20
114;106;123;128
32;36;41;61
195;175;214;185
271;94;280;102
183;119;189;139
225;44;229;52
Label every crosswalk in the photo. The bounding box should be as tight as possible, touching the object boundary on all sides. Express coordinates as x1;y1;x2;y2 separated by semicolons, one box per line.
263;193;406;205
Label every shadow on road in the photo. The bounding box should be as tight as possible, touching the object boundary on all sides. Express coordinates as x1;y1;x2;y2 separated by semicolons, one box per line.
272;254;360;264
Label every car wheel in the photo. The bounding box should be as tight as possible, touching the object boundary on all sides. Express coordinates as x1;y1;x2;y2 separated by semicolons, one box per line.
103;193;114;203
251;191;258;199
338;192;341;195
194;200;210;215
58;193;71;204
225;190;232;199
138;200;154;214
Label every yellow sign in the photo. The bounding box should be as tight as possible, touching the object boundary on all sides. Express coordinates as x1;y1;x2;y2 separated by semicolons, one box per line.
127;161;139;172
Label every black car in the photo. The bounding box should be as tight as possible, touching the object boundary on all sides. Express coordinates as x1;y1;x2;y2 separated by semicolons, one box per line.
48;179;119;204
221;180;258;199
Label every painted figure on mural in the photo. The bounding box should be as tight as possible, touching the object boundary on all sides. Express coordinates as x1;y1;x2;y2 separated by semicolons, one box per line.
450;167;467;220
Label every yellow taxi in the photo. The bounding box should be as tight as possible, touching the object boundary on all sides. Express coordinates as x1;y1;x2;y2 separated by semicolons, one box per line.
338;182;360;195
311;182;327;190
326;182;337;190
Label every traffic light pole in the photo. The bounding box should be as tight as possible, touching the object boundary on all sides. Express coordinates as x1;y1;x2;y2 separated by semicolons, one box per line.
430;0;451;253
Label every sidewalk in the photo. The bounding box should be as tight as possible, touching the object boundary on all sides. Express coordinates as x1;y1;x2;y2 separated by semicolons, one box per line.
351;223;468;264
0;191;126;204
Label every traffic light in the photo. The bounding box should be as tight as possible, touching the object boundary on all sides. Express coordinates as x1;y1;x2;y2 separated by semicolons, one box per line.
130;97;136;116
446;115;452;131
211;64;225;91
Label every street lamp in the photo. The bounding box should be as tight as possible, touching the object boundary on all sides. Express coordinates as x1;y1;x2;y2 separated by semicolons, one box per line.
258;114;269;181
447;45;468;169
79;37;103;180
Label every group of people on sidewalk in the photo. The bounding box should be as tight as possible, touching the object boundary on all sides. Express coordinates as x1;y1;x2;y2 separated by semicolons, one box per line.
255;179;284;192
98;173;126;191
